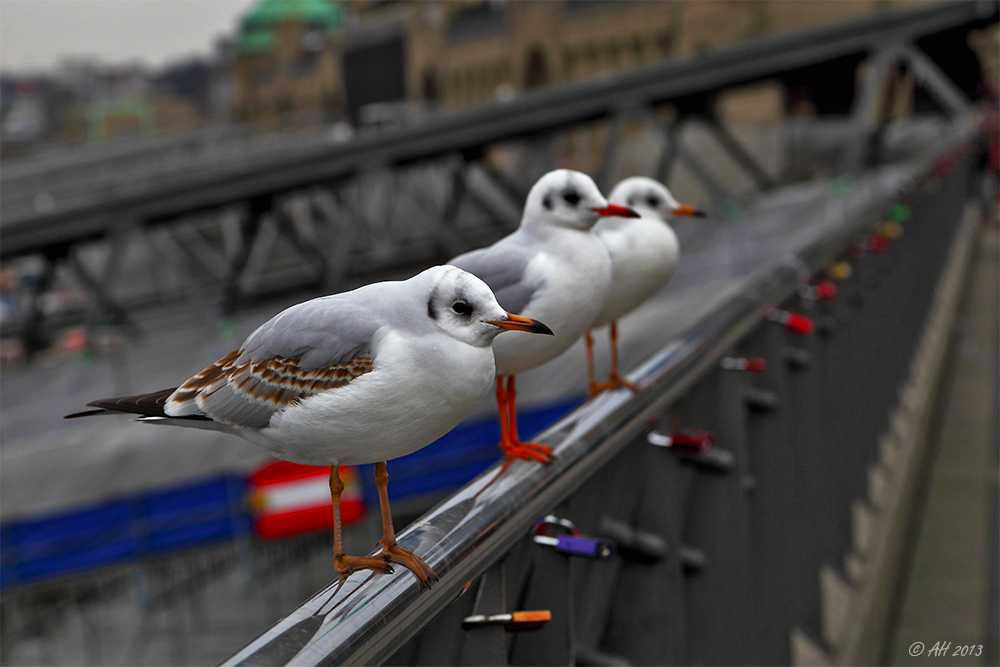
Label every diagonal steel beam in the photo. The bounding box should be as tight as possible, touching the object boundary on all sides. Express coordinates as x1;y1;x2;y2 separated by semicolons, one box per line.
900;45;972;117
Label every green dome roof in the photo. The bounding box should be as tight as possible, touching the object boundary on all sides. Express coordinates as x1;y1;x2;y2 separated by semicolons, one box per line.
236;29;275;54
237;0;341;54
241;0;342;31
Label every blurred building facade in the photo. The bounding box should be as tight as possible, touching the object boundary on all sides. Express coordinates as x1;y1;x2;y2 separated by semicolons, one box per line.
0;46;234;157
0;0;945;155
229;0;932;129
231;0;346;125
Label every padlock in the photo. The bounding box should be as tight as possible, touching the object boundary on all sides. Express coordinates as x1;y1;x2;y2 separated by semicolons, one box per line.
826;261;853;281
797;279;838;302
647;429;715;454
533;515;615;559
812;280;839;301
462;610;551;631
879;221;903;240
720;356;767;373
766;308;814;336
866;234;892;254
533;533;615;559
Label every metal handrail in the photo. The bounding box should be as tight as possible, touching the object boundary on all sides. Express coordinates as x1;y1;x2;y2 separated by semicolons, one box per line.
223;119;975;667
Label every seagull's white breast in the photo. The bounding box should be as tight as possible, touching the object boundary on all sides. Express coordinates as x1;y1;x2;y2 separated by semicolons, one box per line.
492;228;612;376
249;329;496;466
592;216;679;328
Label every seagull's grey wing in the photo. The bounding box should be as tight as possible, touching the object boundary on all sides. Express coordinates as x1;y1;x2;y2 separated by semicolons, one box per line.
166;297;381;430
450;242;543;315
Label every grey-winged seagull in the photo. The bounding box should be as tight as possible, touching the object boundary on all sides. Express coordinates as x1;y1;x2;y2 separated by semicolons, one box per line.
450;169;638;469
66;265;552;589
586;177;704;394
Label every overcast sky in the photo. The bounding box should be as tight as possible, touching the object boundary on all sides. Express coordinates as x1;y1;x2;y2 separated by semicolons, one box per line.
1;0;252;74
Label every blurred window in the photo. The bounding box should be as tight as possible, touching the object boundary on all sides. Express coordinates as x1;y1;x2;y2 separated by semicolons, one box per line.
524;48;549;89
422;69;440;104
254;66;275;86
563;48;577;79
446;2;508;43
294;52;319;78
631;36;645;62
585;44;600;72
565;0;638;13
657;30;675;56
607;39;622;68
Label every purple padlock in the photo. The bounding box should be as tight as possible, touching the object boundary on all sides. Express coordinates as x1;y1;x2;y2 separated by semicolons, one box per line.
533;534;615;560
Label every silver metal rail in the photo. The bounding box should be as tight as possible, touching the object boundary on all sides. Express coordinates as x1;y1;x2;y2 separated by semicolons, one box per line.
223;117;978;667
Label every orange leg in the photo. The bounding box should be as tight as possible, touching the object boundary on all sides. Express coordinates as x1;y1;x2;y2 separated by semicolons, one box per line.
590;322;641;396
606;321;640;392
497;375;554;469
496;377;511;445
330;465;394;592
585;331;603;397
373;461;436;588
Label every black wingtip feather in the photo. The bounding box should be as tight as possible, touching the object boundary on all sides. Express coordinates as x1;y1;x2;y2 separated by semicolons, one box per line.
65;388;179;420
64;409;113;419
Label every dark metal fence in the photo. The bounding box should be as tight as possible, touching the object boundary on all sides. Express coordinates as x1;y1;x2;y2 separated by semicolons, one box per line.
221;118;982;666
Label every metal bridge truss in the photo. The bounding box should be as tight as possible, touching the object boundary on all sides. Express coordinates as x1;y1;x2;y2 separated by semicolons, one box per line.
1;1;992;356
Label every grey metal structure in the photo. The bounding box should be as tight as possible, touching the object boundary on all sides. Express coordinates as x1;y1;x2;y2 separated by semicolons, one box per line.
0;1;992;354
4;2;993;248
221;115;981;665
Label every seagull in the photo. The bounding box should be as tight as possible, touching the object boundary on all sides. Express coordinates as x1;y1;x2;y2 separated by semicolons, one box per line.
586;177;705;395
450;169;638;468
65;265;552;589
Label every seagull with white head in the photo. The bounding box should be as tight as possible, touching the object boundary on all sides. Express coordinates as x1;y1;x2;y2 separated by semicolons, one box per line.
450;169;639;468
586;176;705;395
66;265;552;589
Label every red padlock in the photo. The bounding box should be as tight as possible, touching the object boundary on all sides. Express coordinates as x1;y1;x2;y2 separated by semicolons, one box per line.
813;280;839;301
767;308;815;336
867;234;892;254
720;356;768;373
648;429;716;454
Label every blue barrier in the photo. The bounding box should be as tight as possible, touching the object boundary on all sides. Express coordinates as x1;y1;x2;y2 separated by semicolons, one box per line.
0;476;248;587
0;398;582;588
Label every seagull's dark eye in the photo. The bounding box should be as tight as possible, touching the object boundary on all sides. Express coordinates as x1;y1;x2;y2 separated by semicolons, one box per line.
646;195;661;208
452;301;473;316
563;190;580;206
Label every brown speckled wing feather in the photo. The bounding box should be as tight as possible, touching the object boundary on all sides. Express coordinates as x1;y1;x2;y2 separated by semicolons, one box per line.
165;349;374;429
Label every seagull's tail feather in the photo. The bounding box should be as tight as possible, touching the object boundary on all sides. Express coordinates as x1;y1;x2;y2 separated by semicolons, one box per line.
64;388;210;422
134;416;233;432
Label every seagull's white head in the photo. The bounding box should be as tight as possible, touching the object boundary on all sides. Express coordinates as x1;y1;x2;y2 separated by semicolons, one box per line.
523;169;639;231
608;177;706;221
421;266;553;347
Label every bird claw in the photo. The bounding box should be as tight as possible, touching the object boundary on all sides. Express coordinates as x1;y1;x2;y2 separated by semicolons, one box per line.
333;552;396;584
501;441;555;466
381;544;437;588
589;376;640;397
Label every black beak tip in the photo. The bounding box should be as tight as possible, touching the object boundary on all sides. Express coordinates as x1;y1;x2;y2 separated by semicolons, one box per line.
533;321;555;336
693;209;708;218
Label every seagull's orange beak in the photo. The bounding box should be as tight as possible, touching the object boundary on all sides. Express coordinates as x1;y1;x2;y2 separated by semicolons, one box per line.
592;204;641;218
489;313;554;335
673;204;707;217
